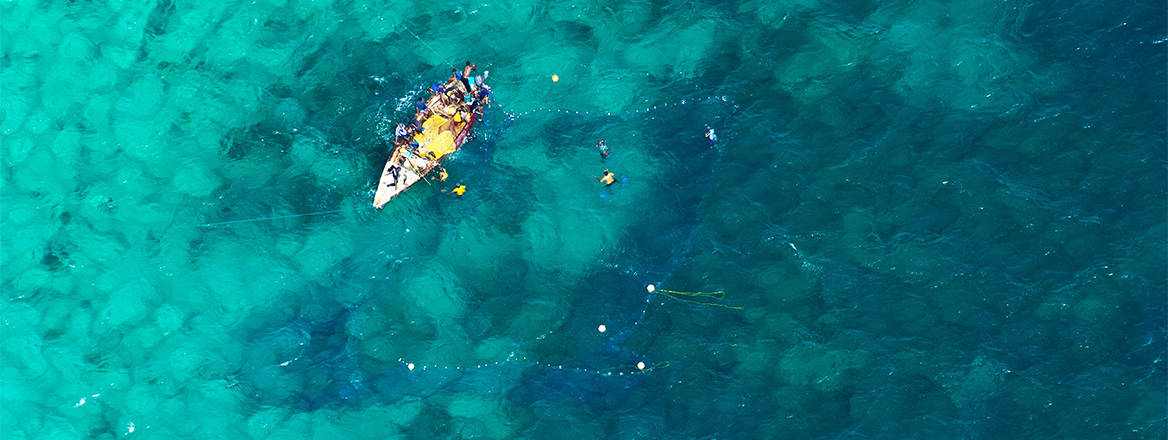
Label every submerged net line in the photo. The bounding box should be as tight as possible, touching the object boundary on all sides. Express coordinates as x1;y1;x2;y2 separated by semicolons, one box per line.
190;206;370;228
386;283;739;377
500;95;735;121
390;292;660;377
392;355;670;377
399;23;459;72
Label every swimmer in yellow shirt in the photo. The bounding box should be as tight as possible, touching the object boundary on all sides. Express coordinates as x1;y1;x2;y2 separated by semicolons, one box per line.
594;170;616;186
446;183;467;198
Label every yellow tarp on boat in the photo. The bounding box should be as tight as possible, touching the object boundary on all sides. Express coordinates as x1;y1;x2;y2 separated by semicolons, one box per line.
413;113;462;159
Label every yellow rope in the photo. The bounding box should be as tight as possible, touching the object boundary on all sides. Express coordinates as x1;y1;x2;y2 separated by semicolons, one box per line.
657;289;726;299
652;289;743;310
640;361;670;373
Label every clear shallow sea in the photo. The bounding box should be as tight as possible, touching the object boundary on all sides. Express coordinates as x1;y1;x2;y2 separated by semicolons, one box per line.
1;0;1165;438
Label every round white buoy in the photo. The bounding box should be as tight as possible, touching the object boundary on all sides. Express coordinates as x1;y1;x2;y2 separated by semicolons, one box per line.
637;361;646;370
646;284;656;293
598;324;607;333
407;363;415;371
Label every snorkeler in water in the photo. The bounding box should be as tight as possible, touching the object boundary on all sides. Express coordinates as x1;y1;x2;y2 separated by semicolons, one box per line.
594;170;616;186
593;138;612;161
446;183;467;198
597;140;610;161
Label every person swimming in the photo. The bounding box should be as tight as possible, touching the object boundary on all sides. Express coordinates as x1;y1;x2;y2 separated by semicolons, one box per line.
705;128;718;144
447;184;467;197
594;170;616;186
597;140;610;161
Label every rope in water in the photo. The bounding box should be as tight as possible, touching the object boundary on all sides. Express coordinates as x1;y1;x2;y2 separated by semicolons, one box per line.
500;95;733;121
399;23;459;72
193;206;369;228
394;356;668;377
389;282;740;376
392;291;662;376
648;284;743;310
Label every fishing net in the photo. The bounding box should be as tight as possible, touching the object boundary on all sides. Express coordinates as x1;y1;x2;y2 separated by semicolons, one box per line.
414;113;461;158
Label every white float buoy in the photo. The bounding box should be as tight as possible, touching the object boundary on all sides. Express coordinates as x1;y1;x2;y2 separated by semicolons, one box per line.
646;284;656;293
598;324;607;333
407;363;415;371
637;361;646;370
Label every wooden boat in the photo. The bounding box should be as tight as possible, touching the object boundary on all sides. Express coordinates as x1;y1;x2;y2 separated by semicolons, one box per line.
373;78;484;209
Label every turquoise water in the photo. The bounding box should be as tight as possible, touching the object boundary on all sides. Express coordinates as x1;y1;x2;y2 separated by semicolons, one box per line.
2;0;1165;438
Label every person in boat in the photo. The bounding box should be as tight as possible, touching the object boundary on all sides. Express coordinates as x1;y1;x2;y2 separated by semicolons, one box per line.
431;83;454;107
468;83;487;113
408;117;424;134
475;71;490;103
395;123;409;141
446;67;469;95
446;183;467;198
597;140;610;161
469;75;485;97
461;62;475;91
412;107;430;130
446;68;466;95
386;165;401;187
468;97;481;116
474;85;491;109
595;170;616;186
